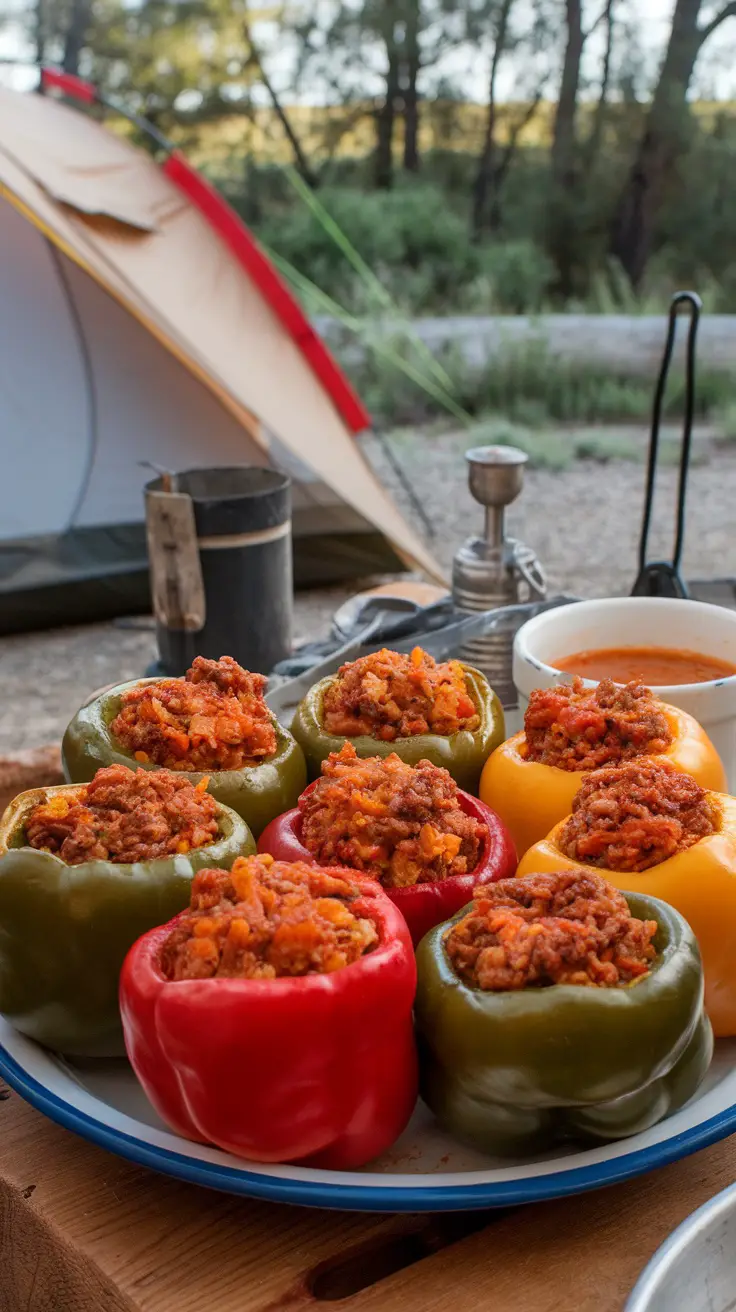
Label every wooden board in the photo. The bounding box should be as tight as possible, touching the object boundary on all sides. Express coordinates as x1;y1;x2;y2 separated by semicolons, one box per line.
1;1080;734;1312
145;491;205;632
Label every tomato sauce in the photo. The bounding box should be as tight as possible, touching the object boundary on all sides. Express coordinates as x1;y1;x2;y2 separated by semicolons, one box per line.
554;645;736;687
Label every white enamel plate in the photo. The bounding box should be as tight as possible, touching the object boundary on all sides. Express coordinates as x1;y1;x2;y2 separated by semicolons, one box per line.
2;1020;735;1212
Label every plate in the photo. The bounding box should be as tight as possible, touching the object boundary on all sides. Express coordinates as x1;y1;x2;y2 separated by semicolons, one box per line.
3;1021;736;1211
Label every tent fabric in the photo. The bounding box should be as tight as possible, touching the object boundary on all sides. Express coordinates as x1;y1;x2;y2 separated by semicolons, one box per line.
0;86;444;604
0;196;262;539
40;66;371;436
162;150;371;436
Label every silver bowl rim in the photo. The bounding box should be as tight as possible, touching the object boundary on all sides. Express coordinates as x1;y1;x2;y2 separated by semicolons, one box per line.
625;1179;736;1311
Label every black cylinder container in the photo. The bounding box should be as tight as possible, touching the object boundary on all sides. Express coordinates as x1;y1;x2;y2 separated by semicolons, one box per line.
146;466;292;677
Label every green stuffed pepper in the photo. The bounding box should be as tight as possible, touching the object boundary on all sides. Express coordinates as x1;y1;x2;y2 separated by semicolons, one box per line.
291;648;504;793
0;774;255;1057
415;869;713;1156
62;658;307;839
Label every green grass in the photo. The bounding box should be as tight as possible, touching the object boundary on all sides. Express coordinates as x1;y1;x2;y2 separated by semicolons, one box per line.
714;399;736;441
456;419;643;471
342;330;736;431
570;428;641;462
387;416;712;473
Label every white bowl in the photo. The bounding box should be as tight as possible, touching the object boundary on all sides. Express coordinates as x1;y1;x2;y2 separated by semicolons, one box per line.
513;597;736;789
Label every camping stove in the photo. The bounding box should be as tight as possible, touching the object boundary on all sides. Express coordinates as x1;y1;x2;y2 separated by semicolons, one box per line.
452;445;546;708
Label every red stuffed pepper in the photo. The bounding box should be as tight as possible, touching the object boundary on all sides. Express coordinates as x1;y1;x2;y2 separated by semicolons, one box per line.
258;744;517;946
120;853;417;1168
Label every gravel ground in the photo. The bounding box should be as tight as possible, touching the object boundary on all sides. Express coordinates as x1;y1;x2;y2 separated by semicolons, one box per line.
3;430;736;752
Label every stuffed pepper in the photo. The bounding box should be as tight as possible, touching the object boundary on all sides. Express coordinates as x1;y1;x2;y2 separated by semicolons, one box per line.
416;868;712;1157
120;853;417;1167
258;743;516;945
0;764;255;1056
291;646;504;793
518;759;736;1037
62;655;307;838
479;676;725;857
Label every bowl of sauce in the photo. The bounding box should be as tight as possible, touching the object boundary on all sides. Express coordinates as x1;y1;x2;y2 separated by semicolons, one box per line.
513;597;736;790
554;646;736;687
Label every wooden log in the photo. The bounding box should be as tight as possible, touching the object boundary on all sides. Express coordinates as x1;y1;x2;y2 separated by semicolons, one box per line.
315;312;736;377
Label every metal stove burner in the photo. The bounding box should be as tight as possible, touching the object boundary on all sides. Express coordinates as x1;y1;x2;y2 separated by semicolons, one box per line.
452;445;546;707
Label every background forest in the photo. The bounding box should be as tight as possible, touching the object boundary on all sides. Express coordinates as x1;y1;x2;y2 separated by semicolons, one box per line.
5;0;736;433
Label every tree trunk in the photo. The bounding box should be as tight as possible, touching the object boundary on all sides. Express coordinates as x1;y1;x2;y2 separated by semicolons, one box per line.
489;92;543;231
375;40;401;188
610;0;736;286
550;0;583;189
547;0;584;297
471;0;514;239
402;0;421;172
471;114;496;240
245;26;318;188
62;0;92;75
586;0;616;166
35;0;45;70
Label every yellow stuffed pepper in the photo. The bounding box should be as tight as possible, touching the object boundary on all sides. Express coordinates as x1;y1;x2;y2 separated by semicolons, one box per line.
480;677;725;858
517;758;736;1037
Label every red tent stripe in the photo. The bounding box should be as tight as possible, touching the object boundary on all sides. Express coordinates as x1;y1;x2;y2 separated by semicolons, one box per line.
162;153;370;435
40;68;97;103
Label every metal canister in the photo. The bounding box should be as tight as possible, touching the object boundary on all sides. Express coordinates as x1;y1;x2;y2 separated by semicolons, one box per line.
452;446;546;708
145;466;292;676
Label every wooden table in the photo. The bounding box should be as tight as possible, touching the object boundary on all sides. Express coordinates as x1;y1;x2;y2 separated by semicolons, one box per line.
1;1080;733;1312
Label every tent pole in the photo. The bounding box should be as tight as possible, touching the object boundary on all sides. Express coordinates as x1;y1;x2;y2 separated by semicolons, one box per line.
372;428;435;540
45;239;99;535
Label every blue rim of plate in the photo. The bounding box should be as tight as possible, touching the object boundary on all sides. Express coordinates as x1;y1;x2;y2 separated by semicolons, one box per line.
2;1040;736;1212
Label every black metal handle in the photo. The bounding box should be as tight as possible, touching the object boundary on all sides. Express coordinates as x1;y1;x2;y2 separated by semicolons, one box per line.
633;290;702;597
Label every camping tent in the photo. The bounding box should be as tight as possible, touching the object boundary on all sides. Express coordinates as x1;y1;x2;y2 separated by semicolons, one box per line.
0;73;444;634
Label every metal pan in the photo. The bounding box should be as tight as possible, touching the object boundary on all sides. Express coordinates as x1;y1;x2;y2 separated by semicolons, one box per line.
266;595;579;724
625;1181;736;1311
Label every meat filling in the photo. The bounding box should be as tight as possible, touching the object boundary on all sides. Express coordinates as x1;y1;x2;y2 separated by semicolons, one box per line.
299;743;484;888
445;869;657;989
322;646;480;741
111;655;277;772
558;761;716;872
25;764;219;865
161;854;378;980
523;677;673;771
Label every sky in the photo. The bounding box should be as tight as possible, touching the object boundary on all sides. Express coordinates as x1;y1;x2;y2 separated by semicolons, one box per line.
2;0;736;104
475;0;736;104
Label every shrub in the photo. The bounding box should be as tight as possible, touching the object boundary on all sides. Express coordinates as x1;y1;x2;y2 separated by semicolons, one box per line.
253;181;481;313
339;329;736;429
474;241;556;314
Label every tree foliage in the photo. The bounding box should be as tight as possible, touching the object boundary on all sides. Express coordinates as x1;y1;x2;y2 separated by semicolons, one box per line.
3;0;736;308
